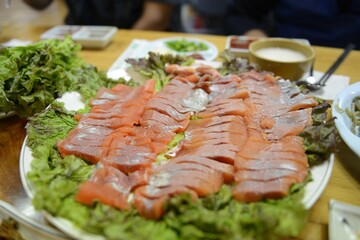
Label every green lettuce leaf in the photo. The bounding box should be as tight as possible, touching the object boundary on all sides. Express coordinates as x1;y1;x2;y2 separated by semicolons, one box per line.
0;36;130;117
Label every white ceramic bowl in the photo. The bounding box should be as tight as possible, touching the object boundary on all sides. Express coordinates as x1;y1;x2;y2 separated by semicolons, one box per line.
332;82;360;157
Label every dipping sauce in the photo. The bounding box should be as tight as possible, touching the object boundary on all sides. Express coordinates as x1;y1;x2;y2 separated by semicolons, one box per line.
255;47;307;62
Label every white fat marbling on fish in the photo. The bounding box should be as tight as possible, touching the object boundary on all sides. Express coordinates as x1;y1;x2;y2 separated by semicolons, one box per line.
182;88;209;112
149;172;171;187
145;186;161;196
91;99;109;105
127;193;134;203
99;92;118;100
111;182;129;194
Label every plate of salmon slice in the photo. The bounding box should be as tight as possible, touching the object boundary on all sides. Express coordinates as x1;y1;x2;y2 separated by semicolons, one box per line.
20;63;335;240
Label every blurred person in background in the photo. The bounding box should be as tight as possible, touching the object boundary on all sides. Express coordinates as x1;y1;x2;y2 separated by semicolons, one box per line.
23;0;171;30
135;0;233;34
225;0;360;49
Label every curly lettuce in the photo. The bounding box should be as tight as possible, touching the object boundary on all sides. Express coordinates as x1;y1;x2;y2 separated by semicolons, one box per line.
0;36;129;118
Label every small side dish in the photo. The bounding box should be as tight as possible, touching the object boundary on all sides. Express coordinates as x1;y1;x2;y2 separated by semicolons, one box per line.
332;82;360;157
345;96;360;136
41;25;117;49
248;38;315;80
150;37;218;61
225;35;262;58
165;38;209;52
329;199;360;240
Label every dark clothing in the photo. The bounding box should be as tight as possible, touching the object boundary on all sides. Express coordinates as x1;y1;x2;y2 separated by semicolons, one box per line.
226;0;360;49
64;0;144;29
152;0;232;34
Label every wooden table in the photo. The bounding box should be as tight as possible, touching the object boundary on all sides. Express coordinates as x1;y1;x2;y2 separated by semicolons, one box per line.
1;26;360;240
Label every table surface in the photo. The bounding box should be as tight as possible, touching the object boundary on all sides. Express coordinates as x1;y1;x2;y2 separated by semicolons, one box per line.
1;26;360;240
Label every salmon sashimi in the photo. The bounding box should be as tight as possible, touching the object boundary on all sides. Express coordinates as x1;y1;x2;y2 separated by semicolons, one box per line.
237;140;308;166
186;115;245;131
57;143;105;164
76;166;132;210
232;177;299;202
132;162;223;219
234;168;307;182
145;101;192;122
59;64;319;217
196;101;248;118
170;155;235;183
60;125;113;147
58;80;156;164
195;65;221;78
76;166;152;211
230;73;314;202
263;108;313;141
103;145;157;174
179;145;237;164
133;185;197;220
165;64;196;76
235;158;308;172
141;109;190;133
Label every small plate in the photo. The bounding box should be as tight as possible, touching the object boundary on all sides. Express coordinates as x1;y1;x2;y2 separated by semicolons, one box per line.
329;199;360;240
332;82;360;157
41;25;117;49
19;67;335;240
150;37;218;61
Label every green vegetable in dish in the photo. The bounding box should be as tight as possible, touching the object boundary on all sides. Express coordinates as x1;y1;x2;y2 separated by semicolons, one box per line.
165;39;209;52
345;96;360;136
0;36;129;118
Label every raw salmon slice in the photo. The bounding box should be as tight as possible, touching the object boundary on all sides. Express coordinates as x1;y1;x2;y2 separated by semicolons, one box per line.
165;64;195;76
58;80;156;163
57;142;105;164
145;101;191;122
234;168;307;182
75;166;132;210
179;145;237;164
209;83;250;100
197;103;248;118
186;115;244;131
171;155;235;183
133;185;198;220
235;157;308;172
232;177;298;202
148;169;223;197
103;145;157;174
133;193;168;220
141;109;190;133
264;108;313;140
